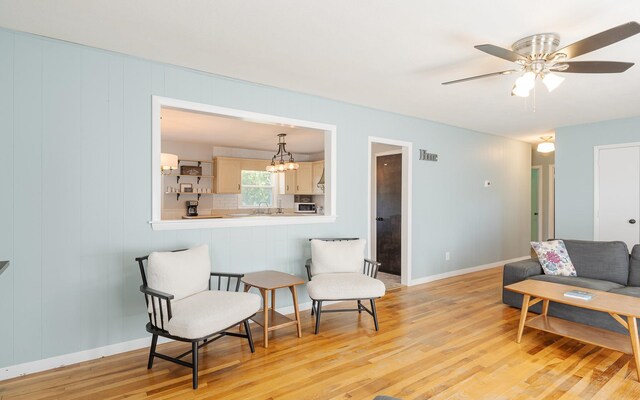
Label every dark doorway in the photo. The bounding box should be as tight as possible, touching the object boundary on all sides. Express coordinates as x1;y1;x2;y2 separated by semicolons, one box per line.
376;153;402;275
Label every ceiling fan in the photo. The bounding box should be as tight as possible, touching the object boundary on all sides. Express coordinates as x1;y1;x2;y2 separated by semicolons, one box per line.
442;21;640;97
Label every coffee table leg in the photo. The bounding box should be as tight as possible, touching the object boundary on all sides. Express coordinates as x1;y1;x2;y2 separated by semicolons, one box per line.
290;285;302;338
628;316;640;380
517;294;531;343
542;299;549;316
260;288;269;348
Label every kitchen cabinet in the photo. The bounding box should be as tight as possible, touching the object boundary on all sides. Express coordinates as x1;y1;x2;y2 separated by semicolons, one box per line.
213;157;242;194
283;170;296;194
312;161;324;194
295;163;313;194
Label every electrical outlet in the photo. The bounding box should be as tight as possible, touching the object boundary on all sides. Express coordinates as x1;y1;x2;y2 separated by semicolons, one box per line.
445;251;450;261
484;180;491;187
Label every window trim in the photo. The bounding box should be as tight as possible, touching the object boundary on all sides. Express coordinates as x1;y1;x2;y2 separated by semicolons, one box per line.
150;96;337;230
238;170;276;209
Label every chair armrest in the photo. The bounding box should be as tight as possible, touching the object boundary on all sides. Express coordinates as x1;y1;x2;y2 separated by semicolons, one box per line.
364;258;381;278
140;285;174;327
210;272;244;292
140;285;174;301
305;259;313;280
503;259;543;287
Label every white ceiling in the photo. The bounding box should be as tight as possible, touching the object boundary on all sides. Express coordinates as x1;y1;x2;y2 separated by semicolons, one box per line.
162;107;325;154
1;1;639;142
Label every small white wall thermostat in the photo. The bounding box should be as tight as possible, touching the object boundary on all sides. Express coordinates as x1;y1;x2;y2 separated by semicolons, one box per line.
484;180;491;187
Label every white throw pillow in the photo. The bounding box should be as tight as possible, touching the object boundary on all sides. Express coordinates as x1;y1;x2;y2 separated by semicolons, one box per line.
147;244;211;302
310;239;366;275
531;240;577;277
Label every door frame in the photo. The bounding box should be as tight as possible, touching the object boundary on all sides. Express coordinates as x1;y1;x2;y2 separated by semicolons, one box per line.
367;137;413;285
371;149;402;272
548;164;555;239
593;142;640;240
531;165;543;242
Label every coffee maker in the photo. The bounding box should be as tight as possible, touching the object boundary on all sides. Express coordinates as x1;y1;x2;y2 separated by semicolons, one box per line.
186;200;198;217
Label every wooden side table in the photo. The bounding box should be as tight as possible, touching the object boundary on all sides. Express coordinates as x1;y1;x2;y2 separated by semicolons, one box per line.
241;270;304;348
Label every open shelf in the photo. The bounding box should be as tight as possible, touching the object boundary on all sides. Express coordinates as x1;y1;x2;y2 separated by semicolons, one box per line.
164;174;214;184
525;315;632;354
164;192;214;201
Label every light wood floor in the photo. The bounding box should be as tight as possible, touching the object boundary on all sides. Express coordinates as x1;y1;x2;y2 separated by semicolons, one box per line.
2;267;640;399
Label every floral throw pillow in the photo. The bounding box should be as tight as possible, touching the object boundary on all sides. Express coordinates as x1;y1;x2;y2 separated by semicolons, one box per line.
531;240;577;276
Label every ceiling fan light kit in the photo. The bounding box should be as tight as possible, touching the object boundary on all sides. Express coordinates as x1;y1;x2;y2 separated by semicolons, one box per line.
443;21;640;100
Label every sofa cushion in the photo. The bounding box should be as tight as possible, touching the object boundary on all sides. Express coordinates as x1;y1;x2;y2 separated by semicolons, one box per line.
307;273;385;300
528;274;624;292
147;245;211;303
163;290;261;339
531;240;576;276
629;245;640;287
310;239;366;275
561;239;630;286
608;286;640;298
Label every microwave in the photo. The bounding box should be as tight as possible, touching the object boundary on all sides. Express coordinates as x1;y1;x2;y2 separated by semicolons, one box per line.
294;202;316;213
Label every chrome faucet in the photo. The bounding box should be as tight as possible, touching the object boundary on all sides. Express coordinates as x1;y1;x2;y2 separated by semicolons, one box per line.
256;202;270;215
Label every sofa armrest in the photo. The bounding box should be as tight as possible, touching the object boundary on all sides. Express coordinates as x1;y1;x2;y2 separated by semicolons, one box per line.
502;259;543;307
503;259;543;286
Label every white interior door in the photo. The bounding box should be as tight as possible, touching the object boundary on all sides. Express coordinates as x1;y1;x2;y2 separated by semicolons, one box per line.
596;145;640;250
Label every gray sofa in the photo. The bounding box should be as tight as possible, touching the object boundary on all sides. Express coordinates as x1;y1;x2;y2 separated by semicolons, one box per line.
503;239;640;334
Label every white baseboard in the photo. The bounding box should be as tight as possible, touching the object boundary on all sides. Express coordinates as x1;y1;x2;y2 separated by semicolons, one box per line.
408;255;530;287
0;299;349;381
2;256;527;382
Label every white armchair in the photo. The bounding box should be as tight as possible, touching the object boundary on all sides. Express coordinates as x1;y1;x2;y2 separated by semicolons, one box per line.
135;245;261;389
305;238;385;334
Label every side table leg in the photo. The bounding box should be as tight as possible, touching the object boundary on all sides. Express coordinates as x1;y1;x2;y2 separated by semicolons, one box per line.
271;289;276;311
260;288;269;348
290;285;302;337
628;316;640;381
516;294;531;343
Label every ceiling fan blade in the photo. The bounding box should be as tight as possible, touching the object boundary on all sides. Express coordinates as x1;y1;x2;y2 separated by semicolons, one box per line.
474;44;527;63
442;70;517;85
552;21;640;59
555;61;634;73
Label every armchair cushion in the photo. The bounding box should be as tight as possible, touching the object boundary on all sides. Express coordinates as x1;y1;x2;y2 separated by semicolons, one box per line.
147;245;211;303
307;273;385;300
163;290;261;339
310;239;366;275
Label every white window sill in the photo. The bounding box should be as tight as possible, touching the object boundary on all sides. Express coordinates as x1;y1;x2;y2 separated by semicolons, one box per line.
150;215;336;231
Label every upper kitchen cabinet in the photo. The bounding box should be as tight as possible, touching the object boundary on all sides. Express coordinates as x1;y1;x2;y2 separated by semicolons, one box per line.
283;169;296;195
295;163;313;194
213;157;241;194
312;161;324;195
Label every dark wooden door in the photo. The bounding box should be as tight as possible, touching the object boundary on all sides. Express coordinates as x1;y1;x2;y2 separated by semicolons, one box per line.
376;154;402;275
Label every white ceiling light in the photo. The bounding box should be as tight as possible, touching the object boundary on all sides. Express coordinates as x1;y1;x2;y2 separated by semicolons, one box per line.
160;153;178;174
536;136;555;153
542;73;565;92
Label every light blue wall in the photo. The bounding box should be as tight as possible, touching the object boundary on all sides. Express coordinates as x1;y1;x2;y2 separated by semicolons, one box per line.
555;117;640;240
0;28;531;369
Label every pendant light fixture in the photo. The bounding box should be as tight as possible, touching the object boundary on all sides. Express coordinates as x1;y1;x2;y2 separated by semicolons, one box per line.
266;134;299;173
536;136;555;153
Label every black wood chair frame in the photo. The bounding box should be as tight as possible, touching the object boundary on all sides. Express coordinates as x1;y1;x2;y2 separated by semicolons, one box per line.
305;238;382;334
136;251;255;389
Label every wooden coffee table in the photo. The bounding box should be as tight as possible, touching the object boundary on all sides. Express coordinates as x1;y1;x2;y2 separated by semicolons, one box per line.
241;270;304;348
505;280;640;380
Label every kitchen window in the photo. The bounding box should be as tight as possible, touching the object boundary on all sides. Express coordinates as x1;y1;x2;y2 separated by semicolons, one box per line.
239;170;275;208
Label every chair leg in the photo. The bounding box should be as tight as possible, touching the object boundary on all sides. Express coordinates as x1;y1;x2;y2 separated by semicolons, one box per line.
147;334;158;369
370;299;379;331
357;300;363;314
244;319;255;353
311;300;316;316
314;301;323;334
192;341;199;389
